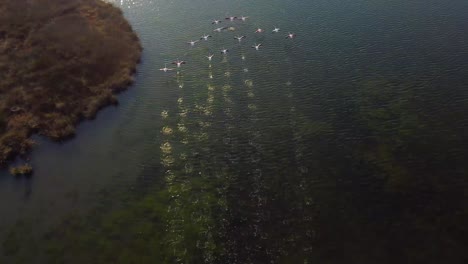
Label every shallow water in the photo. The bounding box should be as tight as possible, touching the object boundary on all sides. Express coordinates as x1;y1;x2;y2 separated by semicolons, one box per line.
1;0;468;263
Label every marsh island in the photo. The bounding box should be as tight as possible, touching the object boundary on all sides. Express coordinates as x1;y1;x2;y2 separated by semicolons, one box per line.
0;0;142;170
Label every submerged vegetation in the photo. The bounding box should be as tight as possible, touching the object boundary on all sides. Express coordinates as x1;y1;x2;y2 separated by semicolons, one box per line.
0;0;142;169
1;0;468;262
4;75;467;263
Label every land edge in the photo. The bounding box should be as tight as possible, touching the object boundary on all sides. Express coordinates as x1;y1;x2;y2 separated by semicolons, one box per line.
0;0;143;174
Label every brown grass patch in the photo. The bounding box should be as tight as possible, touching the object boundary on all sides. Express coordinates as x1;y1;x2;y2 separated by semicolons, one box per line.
0;0;142;169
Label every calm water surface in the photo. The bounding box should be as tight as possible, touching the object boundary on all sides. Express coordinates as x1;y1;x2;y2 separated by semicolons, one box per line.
1;0;468;263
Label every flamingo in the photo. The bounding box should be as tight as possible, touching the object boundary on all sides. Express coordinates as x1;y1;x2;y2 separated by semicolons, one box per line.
234;36;246;43
159;64;174;72
255;28;264;33
252;43;263;50
172;59;186;68
187;40;199;46
200;34;212;41
214;27;228;32
286;33;296;39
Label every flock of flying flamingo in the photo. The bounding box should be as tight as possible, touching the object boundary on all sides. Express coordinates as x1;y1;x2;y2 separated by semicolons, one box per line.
159;16;296;72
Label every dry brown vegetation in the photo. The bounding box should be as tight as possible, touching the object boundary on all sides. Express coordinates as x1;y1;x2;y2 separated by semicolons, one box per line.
9;163;33;176
0;0;142;169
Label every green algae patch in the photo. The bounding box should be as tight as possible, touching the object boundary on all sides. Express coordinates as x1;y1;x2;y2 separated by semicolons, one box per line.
0;0;142;170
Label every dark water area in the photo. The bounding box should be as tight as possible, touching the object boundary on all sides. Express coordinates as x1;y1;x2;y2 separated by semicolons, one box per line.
1;0;468;263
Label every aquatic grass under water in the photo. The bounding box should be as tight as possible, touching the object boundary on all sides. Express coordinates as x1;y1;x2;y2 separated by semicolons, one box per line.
4;74;468;263
3;0;468;262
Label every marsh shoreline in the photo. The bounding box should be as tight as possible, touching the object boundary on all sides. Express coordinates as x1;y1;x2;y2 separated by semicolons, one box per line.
0;0;142;172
